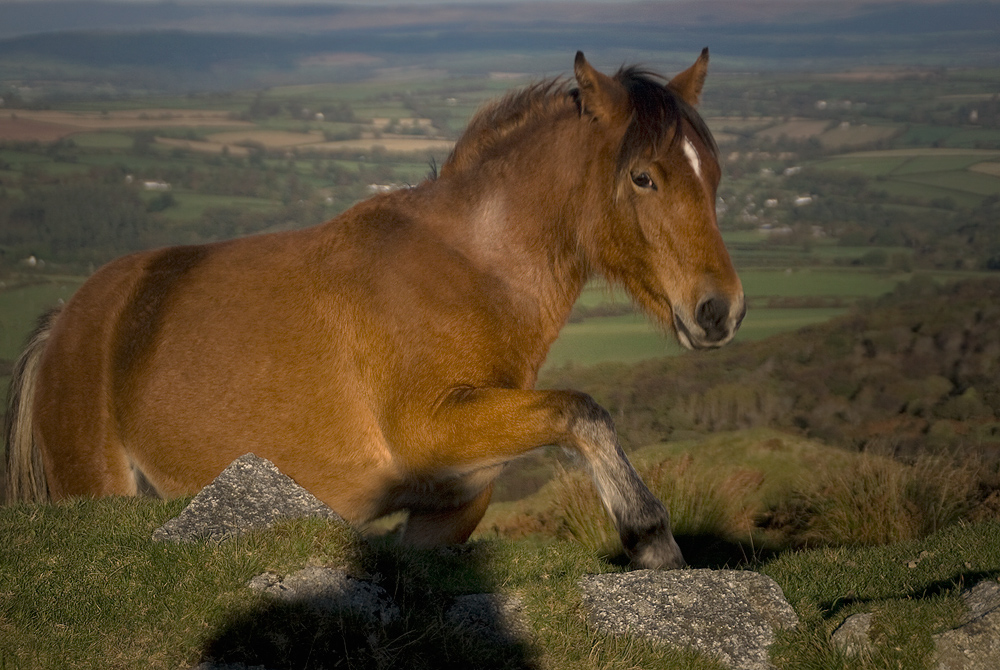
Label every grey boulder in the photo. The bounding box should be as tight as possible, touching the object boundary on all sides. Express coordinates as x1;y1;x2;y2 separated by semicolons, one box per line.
152;453;342;543
578;569;798;670
934;579;1000;670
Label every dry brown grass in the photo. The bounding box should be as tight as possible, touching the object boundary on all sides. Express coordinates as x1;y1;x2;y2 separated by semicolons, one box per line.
12;109;250;132
312;138;455;153
481;430;994;559
0;117;78;142
765;452;986;547
550;455;766;556
1;109;253;142
970;161;1000;177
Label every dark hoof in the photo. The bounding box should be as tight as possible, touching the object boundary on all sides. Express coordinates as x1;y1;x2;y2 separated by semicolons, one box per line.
620;514;687;570
631;532;687;570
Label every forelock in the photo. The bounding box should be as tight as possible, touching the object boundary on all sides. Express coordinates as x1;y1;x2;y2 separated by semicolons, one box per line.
614;66;718;176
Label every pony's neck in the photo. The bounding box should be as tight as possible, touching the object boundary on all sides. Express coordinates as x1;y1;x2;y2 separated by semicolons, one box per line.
468;188;587;332
432;114;597;347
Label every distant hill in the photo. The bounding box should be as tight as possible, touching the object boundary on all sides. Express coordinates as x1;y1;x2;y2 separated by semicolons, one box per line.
1;0;999;91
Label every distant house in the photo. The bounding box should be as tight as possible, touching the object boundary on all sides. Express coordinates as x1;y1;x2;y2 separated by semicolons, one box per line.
143;181;171;191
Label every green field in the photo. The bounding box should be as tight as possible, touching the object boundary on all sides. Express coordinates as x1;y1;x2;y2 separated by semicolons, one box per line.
0;278;82;360
738;268;899;299
543;307;850;370
149;191;284;223
814;148;1000;208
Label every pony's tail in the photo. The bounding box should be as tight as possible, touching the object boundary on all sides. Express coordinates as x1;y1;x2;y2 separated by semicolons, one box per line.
4;308;60;504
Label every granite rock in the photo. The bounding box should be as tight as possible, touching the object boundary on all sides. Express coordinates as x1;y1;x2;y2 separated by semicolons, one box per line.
934;579;1000;670
578;569;798;670
248;566;400;625
152;453;342;543
446;593;528;646
831;612;874;657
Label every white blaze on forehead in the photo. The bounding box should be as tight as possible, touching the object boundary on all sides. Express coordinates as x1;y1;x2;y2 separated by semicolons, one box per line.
683;137;702;181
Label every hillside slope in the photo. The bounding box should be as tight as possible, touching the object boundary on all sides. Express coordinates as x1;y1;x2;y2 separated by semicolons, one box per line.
541;276;1000;459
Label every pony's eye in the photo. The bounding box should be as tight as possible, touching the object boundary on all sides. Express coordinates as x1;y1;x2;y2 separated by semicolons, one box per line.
631;172;657;191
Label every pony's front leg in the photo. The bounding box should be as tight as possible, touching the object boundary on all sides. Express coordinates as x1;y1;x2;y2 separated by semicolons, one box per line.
412;387;686;569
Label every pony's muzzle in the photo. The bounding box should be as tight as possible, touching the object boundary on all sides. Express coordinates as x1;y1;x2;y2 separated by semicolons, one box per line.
674;295;746;349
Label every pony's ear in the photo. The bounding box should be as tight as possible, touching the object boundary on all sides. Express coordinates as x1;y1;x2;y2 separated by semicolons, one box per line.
574;51;628;122
668;48;709;107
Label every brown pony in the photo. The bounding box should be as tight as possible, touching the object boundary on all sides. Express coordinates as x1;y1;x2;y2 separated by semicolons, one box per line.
5;51;744;569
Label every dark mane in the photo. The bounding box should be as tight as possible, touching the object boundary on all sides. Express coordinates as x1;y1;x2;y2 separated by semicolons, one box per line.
440;64;718;178
441;78;575;176
614;65;719;176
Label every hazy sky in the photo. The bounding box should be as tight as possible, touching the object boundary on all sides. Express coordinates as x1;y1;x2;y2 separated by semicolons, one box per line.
6;0;651;3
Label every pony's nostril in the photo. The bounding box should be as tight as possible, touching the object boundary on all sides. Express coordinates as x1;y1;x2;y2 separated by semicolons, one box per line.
696;297;730;341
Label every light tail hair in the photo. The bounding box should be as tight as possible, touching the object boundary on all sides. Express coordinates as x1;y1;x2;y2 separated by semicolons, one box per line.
4;308;60;504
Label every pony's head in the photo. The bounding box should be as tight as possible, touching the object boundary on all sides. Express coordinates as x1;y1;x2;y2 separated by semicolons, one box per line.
575;50;745;350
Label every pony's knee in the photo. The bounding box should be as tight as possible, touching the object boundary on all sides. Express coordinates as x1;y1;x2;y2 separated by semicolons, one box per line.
564;392;616;439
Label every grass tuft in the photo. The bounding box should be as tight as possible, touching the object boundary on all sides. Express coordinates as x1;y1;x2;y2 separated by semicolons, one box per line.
768;452;984;547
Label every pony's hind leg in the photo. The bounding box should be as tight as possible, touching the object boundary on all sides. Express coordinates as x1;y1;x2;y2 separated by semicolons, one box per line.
38;430;144;500
412;387;685;569
402;484;494;547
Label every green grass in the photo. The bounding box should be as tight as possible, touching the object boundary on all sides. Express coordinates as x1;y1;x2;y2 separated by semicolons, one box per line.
897;170;1000;197
814;147;1000;207
738;307;850;340
0;151;51;168
541;269;894;370
762;522;996;670
818;156;911;176
875;180;986;208
543;314;681;368
889;155;988;175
